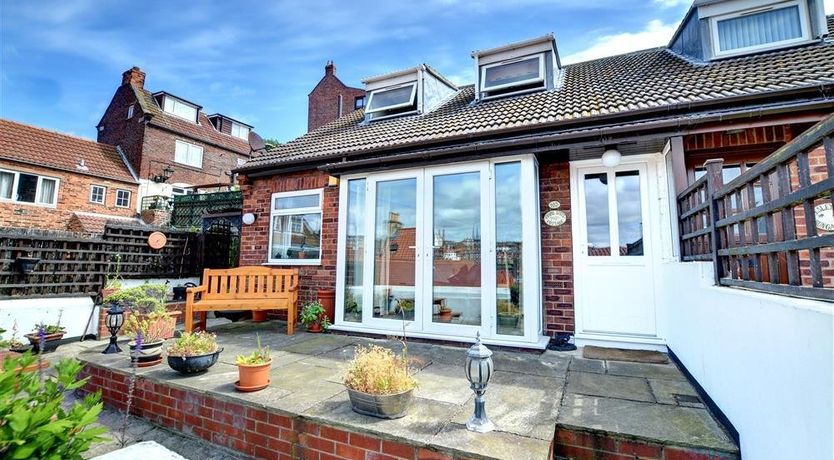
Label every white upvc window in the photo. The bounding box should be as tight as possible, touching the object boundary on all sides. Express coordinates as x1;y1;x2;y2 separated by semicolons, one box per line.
90;185;106;204
365;83;417;114
710;0;810;58
480;54;545;93
267;189;323;265
163;96;198;122
174;140;204;168
115;189;131;208
0;169;59;207
231;122;249;140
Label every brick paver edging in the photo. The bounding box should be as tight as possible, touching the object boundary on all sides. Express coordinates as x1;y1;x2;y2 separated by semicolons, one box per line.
78;363;496;460
553;426;739;460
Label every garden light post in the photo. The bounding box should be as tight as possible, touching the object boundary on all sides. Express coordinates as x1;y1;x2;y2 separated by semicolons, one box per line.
464;332;495;433
102;303;124;354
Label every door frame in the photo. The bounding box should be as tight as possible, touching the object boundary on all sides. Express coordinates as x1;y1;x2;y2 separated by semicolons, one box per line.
570;153;667;349
333;155;547;348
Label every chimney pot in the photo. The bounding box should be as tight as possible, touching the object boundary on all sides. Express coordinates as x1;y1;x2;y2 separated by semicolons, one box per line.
122;66;146;88
325;60;336;76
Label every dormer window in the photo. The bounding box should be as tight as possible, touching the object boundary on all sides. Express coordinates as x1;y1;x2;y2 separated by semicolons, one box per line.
473;34;561;102
162;96;199;123
481;55;545;96
366;83;417;115
711;1;810;58
231;122;249;140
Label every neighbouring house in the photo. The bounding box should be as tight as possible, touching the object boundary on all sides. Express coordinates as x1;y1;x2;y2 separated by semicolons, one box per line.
0;118;141;232
307;61;365;132
236;2;834;458
96;67;264;205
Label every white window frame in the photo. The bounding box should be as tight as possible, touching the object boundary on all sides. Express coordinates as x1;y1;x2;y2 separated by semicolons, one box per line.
480;53;545;93
115;189;131;208
365;83;418;114
266;189;324;266
162;96;199;123
0;169;60;208
127;104;134;119
90;185;106;205
710;0;811;58
231;122;249;140
174;140;204;169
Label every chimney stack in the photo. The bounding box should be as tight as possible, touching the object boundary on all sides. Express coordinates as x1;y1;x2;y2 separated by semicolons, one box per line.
122;66;146;88
325;60;336;76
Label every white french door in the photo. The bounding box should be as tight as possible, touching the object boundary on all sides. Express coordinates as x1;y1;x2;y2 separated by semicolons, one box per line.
572;157;659;342
335;156;543;346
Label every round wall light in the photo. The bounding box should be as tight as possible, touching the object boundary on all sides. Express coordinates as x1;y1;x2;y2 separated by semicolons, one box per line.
242;213;256;225
601;148;622;168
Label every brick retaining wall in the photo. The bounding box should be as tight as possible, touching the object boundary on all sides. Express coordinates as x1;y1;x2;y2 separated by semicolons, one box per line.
553;427;738;460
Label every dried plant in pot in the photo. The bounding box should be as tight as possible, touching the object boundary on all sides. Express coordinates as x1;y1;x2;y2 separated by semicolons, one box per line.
300;301;330;333
343;345;418;419
234;334;271;392
108;284;177;339
26;310;66;353
122;302;171;367
166;331;223;374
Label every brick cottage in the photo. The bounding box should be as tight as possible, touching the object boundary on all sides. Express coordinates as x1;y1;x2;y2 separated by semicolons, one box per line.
235;5;834;350
0;118;140;232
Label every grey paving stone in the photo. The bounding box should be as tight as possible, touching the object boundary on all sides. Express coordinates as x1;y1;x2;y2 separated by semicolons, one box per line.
649;378;704;407
558;393;738;453
413;362;475;405
491;350;567;378
566;371;655;403
606;360;687;381
568;357;606;374
430;422;552;460
280;334;358;355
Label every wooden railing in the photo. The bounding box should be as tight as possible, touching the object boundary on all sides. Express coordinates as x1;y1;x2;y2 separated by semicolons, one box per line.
677;114;834;301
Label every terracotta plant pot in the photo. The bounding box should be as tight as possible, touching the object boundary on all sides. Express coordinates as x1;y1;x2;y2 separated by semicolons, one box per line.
317;289;336;325
307;322;322;333
438;309;453;323
101;287;119;300
0;350;48;373
252;310;268;322
236;359;272;392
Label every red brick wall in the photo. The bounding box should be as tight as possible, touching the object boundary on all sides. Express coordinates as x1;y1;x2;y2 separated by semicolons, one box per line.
97;84;147;174
554;427;738;460
539;159;574;336
0;161;137;231
239;170;339;309
308;63;365;132
80;363;472;460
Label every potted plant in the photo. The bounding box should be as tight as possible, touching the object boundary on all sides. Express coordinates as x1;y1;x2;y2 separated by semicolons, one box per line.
122;303;171;367
234;334;271;392
300;301;330;333
108;284;178;339
251;310;268;322
497;300;520;328
343;344;418;419
166;331;223;374
25;310;66;353
437;305;453;323
318;289;336;325
7;321;30;353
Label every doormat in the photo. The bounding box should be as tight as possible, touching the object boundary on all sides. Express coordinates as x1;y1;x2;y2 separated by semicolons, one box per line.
582;345;669;364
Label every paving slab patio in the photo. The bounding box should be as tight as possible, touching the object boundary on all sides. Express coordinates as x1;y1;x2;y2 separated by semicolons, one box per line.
68;320;738;459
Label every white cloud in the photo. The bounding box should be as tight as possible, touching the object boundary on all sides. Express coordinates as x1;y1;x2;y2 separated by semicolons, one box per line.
826;0;834;13
561;19;679;64
652;0;689;8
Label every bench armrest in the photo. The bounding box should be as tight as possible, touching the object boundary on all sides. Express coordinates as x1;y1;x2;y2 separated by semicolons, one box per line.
288;280;299;292
187;285;207;294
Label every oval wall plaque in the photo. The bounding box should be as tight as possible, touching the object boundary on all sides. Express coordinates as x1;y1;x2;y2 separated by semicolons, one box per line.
148;231;168;249
544;210;566;227
548;201;561;210
815;203;834;232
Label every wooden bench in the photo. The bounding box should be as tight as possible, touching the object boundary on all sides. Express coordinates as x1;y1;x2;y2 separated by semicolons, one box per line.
185;267;299;334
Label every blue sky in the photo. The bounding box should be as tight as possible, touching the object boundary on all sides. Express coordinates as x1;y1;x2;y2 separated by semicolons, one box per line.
2;0;832;142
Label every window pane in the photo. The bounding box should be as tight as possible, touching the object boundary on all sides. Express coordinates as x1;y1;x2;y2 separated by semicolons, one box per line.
271;213;321;260
584;173;611;256
717;6;802;51
91;186;104;203
431;171;481;327
175;141;189;164
0;172;14;199
16;174;38;203
116;190;130;207
367;85;415;111
275;194;319;210
616;171;643;256
483;56;541;89
344;180;365;322
373;178;417;320
495;163;523;336
38;178;56;204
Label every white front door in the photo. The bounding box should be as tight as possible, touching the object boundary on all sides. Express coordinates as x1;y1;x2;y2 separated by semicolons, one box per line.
572;156;660;345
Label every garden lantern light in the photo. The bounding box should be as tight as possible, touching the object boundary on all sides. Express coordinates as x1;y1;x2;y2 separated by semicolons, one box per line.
464;332;495;433
102;303;124;354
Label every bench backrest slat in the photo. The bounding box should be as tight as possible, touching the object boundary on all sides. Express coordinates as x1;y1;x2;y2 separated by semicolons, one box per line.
200;267;298;300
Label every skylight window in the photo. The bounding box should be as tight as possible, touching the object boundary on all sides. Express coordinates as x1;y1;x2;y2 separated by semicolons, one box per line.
365;83;417;114
711;1;810;57
481;55;544;92
163;96;198;122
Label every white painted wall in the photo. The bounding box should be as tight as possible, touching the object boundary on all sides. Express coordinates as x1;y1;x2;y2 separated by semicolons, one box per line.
0;297;99;339
120;277;200;291
658;261;834;460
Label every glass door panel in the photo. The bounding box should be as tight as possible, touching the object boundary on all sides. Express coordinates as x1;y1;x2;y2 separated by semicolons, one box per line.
430;171;482;326
372;178;418;321
495;162;523;336
343;179;365;323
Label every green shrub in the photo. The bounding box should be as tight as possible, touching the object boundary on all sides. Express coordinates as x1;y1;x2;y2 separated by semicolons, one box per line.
300;301;330;330
0;354;108;459
167;331;218;357
106;284;167;313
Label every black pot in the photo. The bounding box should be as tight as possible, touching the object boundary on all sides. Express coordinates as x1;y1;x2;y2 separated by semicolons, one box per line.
167;348;223;374
129;340;164;363
213;310;253;322
171;282;197;302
